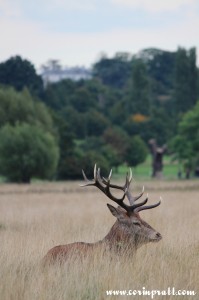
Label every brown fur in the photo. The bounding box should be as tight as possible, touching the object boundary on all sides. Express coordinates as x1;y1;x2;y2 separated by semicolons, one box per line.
43;208;162;265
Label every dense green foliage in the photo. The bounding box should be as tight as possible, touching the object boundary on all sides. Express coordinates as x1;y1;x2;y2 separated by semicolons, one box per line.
93;53;132;89
128;59;150;115
125;135;148;167
0;56;44;98
0;123;59;182
174;48;198;116
0;87;59;182
0;87;54;132
170;101;199;175
0;46;198;181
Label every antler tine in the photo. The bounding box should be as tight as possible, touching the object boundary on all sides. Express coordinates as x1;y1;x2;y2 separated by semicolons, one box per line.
81;169;88;182
132;195;148;210
94;163;97;181
80;169;94;187
80;164;101;187
128;168;133;183
135;196;162;213
102;168;131;192
122;168;144;206
102;168;128;209
108;168;113;181
126;185;145;205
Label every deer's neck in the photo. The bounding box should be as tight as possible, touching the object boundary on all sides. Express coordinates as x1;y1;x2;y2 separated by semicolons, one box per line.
100;221;138;254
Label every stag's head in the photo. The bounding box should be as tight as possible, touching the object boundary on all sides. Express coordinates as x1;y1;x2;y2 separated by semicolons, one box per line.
81;165;162;248
107;204;162;247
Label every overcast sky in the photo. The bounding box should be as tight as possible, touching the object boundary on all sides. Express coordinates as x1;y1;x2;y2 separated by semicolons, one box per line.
0;0;199;70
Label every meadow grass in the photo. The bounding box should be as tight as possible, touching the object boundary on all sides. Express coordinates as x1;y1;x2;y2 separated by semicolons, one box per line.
118;155;180;180
0;180;198;300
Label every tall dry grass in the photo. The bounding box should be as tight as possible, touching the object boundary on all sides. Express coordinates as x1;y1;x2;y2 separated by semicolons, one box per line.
0;180;198;300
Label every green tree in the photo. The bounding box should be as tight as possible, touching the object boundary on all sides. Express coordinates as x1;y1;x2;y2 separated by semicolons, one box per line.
170;101;199;177
70;87;96;113
43;79;75;110
174;47;198;115
0;123;59;183
189;48;198;106
125;135;148;167
61;106;87;138
78;150;110;179
0;87;54;134
109;99;128;126
93;52;132;88
103;126;130;164
86;109;109;136
75;136;120;169
127;59;150;115
139;48;175;94
0;56;44;98
58;147;110;180
101;144;121;170
53;114;76;180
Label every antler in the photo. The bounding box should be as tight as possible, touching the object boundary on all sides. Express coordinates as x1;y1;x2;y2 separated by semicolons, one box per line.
102;168;145;206
81;164;161;214
134;196;162;213
81;164;132;212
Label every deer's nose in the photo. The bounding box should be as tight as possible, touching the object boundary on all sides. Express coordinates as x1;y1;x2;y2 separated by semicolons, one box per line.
156;232;162;239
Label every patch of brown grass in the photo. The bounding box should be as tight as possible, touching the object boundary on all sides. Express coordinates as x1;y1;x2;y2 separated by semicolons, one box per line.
0;180;198;299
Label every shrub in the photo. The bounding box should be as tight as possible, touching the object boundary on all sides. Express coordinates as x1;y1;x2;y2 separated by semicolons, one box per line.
0;123;59;182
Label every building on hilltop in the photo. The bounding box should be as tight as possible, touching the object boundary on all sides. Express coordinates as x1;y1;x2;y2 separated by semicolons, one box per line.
40;60;92;85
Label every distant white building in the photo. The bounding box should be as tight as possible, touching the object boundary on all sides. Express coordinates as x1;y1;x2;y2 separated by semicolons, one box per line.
40;60;92;85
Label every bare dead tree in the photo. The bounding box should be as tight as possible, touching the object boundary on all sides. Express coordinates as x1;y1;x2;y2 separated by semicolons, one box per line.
149;139;167;179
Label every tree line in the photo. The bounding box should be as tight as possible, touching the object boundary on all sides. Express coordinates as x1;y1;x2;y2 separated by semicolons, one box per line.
0;47;198;182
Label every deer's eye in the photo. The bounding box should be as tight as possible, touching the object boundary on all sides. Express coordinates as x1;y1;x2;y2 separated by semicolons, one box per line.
133;221;141;227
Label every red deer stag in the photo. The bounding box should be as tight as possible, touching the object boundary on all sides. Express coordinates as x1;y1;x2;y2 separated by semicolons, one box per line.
43;165;162;264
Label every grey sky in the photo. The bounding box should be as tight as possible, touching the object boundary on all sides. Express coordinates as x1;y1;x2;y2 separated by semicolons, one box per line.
0;0;198;70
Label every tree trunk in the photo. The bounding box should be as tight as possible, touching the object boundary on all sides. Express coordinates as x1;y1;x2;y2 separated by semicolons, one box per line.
149;139;167;179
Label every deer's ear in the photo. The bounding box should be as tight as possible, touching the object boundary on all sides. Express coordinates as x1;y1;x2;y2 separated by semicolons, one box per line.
107;204;128;221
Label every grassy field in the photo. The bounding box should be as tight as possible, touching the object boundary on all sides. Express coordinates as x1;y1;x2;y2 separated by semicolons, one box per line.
117;155;180;180
0;179;198;300
0;155;183;184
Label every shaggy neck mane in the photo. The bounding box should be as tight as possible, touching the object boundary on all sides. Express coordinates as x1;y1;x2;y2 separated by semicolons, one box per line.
101;221;137;252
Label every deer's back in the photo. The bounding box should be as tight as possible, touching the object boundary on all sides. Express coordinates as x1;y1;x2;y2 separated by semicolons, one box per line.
43;242;96;265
